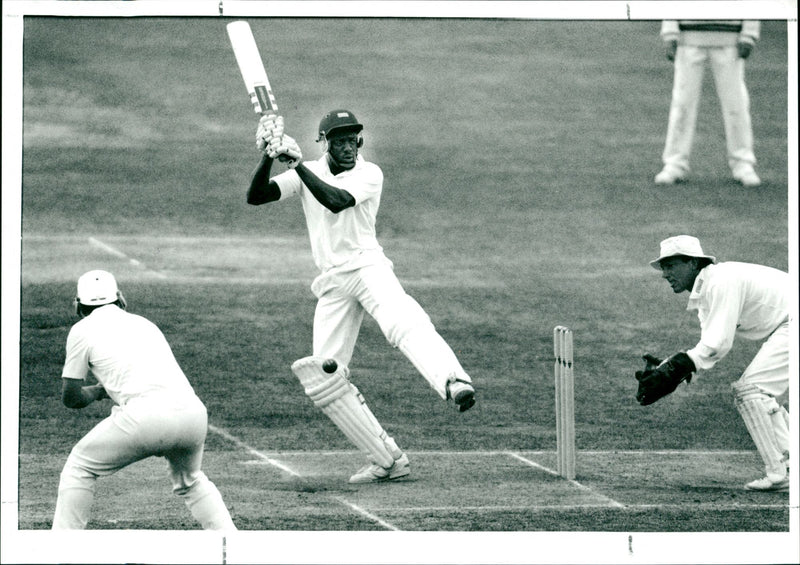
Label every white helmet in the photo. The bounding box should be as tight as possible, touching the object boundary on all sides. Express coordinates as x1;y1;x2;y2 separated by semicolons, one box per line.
76;270;120;306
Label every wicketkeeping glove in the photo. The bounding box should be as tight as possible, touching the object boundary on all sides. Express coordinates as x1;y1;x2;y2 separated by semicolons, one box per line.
267;134;302;167
256;114;285;151
635;352;695;406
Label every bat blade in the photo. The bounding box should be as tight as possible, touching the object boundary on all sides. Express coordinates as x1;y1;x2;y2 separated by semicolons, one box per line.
226;21;278;115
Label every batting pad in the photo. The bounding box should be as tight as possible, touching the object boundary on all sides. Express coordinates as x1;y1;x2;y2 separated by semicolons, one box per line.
733;382;788;476
291;356;396;468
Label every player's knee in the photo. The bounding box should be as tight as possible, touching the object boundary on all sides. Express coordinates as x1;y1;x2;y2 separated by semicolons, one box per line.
732;381;768;403
172;470;207;496
382;297;434;346
292;356;353;408
58;457;97;490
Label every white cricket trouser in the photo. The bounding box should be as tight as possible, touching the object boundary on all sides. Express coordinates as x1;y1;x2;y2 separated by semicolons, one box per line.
52;395;235;530
732;322;790;476
735;322;790;398
662;45;755;175
311;261;471;399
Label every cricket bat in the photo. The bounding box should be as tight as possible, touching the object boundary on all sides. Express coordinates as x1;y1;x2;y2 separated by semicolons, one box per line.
226;20;279;116
226;21;295;164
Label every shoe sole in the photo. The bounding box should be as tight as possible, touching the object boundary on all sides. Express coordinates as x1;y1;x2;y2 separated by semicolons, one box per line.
350;468;410;484
388;466;411;480
349;475;386;484
349;457;411;484
744;484;789;492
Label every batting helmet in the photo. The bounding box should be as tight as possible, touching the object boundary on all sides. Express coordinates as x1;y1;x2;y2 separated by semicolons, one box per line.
316;109;363;142
76;270;120;306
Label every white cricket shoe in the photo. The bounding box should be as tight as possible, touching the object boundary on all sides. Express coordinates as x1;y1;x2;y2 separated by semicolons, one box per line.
744;474;789;492
348;453;410;484
448;380;476;412
654;168;686;185
734;168;761;187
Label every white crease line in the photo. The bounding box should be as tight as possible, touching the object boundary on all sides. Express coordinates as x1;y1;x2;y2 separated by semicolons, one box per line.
375;502;790;512
506;451;626;508
330;496;401;531
209;425;301;477
88;236;167;278
208;424;401;531
632;502;790;510
505;451;561;477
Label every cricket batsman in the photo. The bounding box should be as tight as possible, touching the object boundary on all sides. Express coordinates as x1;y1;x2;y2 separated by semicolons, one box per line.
635;236;790;491
246;109;476;483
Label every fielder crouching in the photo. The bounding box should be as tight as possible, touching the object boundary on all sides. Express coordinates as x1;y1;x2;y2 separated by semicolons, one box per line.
247;109;476;484
636;236;790;492
52;270;236;530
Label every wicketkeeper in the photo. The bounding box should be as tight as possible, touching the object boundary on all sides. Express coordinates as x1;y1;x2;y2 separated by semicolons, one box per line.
247;109;476;483
636;236;790;491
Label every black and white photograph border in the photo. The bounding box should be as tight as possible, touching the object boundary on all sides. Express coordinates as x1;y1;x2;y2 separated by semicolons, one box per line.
2;1;798;564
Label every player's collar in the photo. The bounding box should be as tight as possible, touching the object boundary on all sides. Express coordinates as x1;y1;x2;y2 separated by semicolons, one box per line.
686;264;714;309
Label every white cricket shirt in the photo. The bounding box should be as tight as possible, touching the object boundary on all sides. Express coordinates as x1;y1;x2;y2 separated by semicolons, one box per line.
660;20;760;47
272;154;385;272
685;262;790;370
62;305;197;406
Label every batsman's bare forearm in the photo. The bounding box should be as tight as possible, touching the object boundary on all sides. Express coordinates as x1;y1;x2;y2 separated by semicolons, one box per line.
247;153;281;205
294;163;355;213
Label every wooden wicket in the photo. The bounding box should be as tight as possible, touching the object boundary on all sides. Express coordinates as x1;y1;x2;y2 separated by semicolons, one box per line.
554;326;576;480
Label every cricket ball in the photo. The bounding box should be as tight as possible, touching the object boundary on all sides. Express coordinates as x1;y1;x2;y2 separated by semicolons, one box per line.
322;359;338;373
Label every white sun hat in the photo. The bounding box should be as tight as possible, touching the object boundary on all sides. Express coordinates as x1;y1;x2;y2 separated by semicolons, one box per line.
76;270;120;305
649;235;717;270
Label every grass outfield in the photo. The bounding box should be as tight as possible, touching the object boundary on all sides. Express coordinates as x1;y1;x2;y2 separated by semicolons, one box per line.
10;14;793;545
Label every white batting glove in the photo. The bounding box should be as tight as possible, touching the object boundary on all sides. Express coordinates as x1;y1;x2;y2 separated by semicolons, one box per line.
256;114;285;151
267;134;302;167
